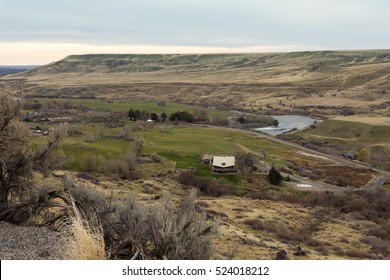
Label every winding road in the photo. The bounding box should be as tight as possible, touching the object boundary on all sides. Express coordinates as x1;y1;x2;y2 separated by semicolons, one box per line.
206;125;390;190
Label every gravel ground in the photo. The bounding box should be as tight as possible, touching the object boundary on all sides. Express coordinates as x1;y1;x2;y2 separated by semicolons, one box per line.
0;222;65;260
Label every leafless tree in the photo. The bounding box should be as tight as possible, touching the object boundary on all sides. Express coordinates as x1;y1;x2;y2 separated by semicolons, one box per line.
0;87;67;205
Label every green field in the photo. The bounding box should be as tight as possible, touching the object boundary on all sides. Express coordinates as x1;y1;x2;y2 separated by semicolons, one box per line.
32;98;234;120
140;126;292;166
36;123;294;182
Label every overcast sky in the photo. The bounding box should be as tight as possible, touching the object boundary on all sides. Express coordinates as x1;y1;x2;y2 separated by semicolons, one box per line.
1;0;389;65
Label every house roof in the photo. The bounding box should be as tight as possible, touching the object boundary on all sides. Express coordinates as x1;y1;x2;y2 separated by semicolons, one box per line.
213;156;235;168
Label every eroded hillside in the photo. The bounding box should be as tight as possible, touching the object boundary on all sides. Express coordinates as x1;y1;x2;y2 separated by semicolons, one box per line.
2;51;390;116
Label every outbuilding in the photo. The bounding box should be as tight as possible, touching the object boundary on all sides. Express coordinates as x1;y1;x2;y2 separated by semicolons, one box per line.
212;156;237;174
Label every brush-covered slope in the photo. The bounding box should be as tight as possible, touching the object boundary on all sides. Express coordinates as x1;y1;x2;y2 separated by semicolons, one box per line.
22;51;390;85
4;51;390;115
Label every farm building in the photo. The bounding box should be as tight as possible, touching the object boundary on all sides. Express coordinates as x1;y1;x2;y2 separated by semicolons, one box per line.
212;156;238;174
199;154;213;164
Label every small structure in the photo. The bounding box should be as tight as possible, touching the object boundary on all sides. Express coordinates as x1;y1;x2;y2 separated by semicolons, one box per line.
193;118;208;124
31;127;49;136
212;156;237;174
200;154;213;164
342;153;357;160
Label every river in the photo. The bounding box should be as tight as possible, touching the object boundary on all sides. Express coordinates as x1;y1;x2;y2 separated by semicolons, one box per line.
254;115;319;136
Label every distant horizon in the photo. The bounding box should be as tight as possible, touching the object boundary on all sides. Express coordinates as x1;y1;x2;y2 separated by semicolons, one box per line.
2;0;389;65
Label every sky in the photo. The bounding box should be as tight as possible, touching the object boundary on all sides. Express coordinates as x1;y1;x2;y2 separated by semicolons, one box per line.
1;0;389;65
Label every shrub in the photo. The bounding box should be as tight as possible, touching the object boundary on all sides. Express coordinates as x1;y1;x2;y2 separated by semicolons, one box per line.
99;150;138;179
357;147;370;162
249;191;271;200
76;172;98;182
369;221;390;240
195;201;210;208
122;126;134;140
206;209;228;219
178;171;233;197
0;88;67;205
268;166;283;185
151;153;161;163
110;189;217;260
211;116;228;126
361;236;390;257
84;134;95;142
346;193;369;212
344;249;372;259
244;219;264;231
80;153;97;172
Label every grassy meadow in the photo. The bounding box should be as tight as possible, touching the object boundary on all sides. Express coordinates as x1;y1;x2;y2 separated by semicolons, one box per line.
31;121;295;185
32;98;234;120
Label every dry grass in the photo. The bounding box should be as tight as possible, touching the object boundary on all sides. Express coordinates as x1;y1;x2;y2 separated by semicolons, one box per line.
334;116;390;126
59;196;106;260
4;51;390;116
61;217;106;260
207;195;386;260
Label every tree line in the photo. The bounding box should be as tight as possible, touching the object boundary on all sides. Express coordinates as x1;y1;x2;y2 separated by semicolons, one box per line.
128;108;208;123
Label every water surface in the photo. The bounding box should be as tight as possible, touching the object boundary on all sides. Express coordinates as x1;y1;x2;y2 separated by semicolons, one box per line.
254;115;319;136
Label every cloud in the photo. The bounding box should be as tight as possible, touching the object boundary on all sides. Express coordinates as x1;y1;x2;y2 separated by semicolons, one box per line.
0;0;389;64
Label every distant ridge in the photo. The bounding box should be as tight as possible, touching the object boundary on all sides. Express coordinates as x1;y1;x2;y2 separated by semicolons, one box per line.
21;50;390;76
3;50;390;116
0;66;38;76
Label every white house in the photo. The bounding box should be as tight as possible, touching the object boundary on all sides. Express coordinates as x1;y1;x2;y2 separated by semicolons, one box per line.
212;156;237;174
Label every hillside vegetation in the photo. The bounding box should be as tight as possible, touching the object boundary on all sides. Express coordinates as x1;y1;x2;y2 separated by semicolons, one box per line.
281;119;390;170
2;51;390;115
2;86;390;260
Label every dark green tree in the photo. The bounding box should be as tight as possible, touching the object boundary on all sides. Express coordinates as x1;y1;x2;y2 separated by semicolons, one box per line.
160;112;167;122
169;111;194;123
128;109;141;121
151;112;159;122
268;166;283;185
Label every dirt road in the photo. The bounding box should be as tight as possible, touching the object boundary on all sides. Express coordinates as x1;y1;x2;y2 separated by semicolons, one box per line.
207;125;390;189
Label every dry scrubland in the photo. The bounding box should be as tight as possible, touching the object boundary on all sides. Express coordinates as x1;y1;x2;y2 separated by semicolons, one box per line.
281;119;390;170
2;50;390;116
1;51;390;260
8;117;388;260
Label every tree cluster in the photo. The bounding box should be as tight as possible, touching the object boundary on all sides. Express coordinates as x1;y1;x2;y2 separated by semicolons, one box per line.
129;108;209;124
169;111;194;123
128;109;167;123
